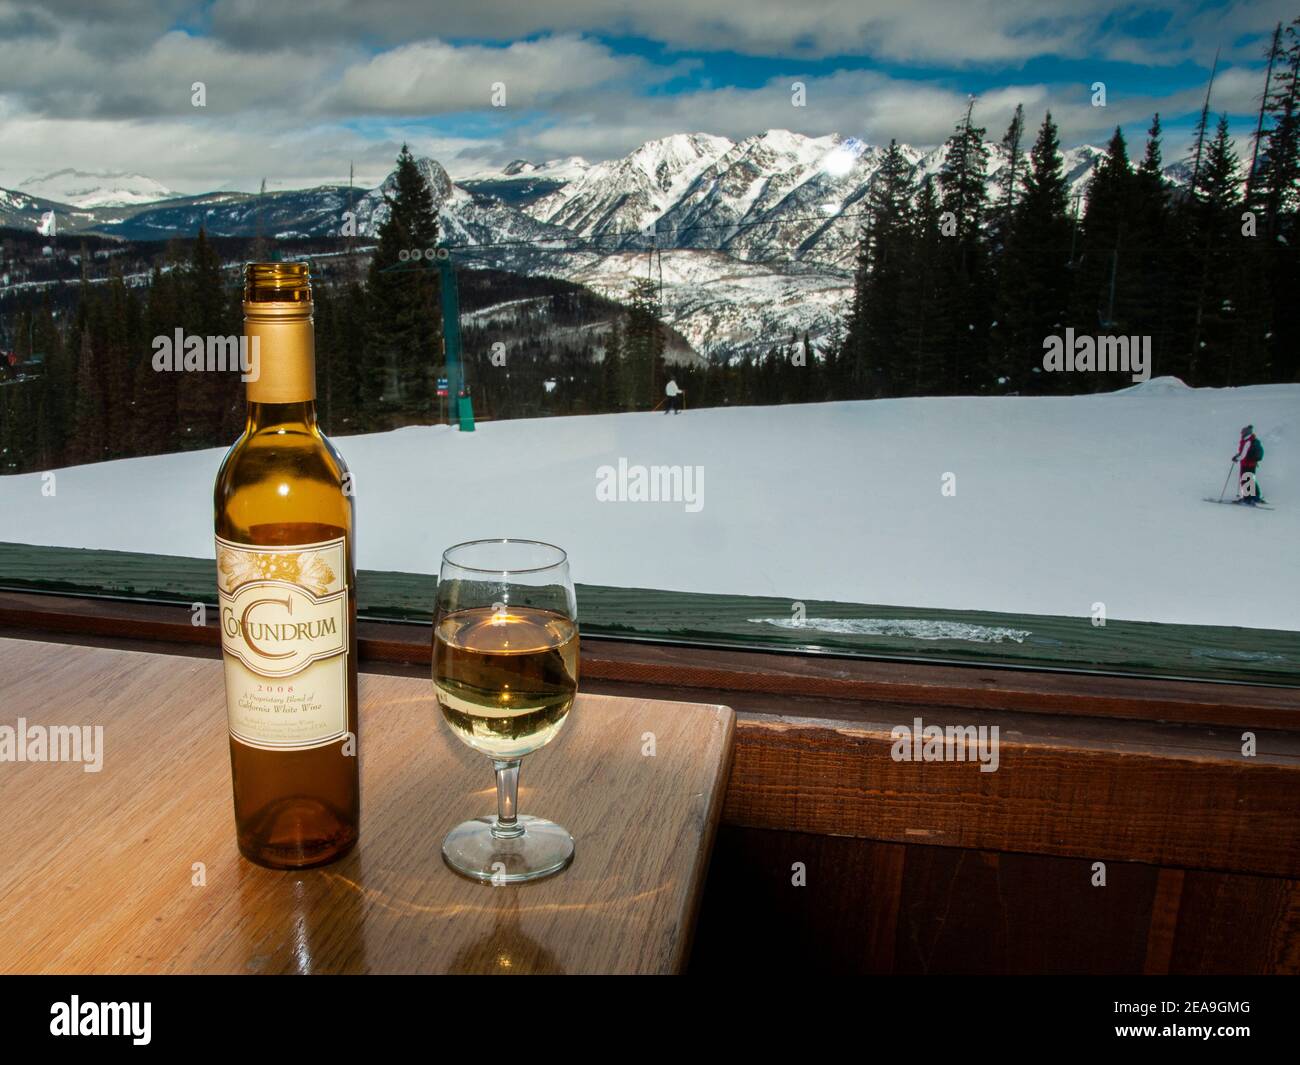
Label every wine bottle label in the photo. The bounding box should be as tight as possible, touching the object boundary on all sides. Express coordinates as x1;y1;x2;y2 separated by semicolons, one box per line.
216;535;349;751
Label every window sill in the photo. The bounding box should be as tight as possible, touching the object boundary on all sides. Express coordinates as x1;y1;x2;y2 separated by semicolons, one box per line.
4;591;1298;945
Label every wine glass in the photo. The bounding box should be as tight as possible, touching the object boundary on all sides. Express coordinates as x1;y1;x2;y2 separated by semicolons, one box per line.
433;539;578;883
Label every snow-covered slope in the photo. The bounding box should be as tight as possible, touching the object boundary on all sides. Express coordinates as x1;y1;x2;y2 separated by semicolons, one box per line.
566;249;845;354
2;382;1293;630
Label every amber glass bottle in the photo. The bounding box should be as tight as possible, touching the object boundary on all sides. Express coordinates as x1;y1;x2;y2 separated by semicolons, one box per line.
213;262;359;869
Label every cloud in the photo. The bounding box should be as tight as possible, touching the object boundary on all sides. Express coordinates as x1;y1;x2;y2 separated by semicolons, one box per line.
0;28;339;118
1096;0;1299;66
201;0;1134;65
1;0;195;58
327;36;646;115
498;65;1267;163
0;1;1280;191
199;0;1292;68
0;100;499;193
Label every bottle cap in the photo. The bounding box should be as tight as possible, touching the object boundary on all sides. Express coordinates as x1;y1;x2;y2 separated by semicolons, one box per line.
244;262;312;304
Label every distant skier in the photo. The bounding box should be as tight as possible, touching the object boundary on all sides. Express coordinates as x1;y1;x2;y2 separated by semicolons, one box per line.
1232;424;1266;504
664;377;684;415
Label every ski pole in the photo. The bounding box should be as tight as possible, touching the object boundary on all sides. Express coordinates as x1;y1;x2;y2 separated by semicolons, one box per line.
1218;459;1237;503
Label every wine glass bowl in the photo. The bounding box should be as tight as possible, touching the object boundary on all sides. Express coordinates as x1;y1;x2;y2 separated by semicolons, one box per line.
433;539;578;883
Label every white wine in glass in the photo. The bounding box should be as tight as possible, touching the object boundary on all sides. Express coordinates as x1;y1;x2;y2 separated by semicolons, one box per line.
433;540;577;882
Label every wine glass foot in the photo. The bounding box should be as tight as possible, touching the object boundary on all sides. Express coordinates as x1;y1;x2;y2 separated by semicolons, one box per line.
442;814;575;884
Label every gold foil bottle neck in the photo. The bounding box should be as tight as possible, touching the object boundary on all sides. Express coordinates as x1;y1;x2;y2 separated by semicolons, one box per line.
243;262;316;403
244;261;312;307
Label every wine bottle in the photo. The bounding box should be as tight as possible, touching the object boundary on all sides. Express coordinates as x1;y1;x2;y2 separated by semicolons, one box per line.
213;262;359;869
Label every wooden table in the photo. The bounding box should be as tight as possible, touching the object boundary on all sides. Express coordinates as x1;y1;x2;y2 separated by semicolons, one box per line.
0;638;733;974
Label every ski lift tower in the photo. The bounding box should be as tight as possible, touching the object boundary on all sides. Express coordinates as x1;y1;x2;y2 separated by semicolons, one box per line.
379;244;475;431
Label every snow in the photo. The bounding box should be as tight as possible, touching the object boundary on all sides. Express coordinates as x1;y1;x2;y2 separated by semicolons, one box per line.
525;133;734;235
752;617;1033;643
457;156;592;183
566;249;846;355
460;296;551;323
1;381;1295;631
18;169;175;208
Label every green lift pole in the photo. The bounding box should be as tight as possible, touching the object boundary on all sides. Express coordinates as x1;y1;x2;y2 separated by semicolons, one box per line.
434;248;475;431
434;246;474;432
379;245;474;431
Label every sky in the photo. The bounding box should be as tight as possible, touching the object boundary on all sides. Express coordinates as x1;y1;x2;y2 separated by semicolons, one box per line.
0;0;1292;194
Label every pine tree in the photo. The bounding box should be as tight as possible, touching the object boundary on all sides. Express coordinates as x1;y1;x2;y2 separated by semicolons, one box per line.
998;112;1072;391
175;227;230;448
132;264;179;456
333;281;367;432
995;103;1026;238
936;100;992;392
900;175;947;394
1260;19;1300;228
1129;115;1176;372
1253;17;1300;382
100;271;134;458
1188;50;1221;193
1246;23;1286;209
367;145;441;421
865;140;916;395
939;100;991;245
844;139;916;396
1071;127;1138;391
1187;115;1243;383
71;327;105;463
32;298;69;467
843;232;870;397
622;277;665;409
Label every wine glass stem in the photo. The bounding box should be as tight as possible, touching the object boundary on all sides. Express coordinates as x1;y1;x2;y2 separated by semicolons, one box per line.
492;759;525;839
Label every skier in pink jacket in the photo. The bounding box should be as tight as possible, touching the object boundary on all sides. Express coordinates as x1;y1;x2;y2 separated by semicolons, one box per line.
1232;424;1266;504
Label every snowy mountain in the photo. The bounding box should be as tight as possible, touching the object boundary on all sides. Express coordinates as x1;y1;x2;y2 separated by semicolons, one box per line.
527;133;734;237
0;130;1190;357
653;131;901;269
0;187;68;233
93;187;357;241
354;157;584;252
456;156;593;209
18;169;175;209
459;156;592;184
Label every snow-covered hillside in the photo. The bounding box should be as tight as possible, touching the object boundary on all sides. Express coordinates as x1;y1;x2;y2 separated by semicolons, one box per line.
1;381;1293;631
565;249;846;354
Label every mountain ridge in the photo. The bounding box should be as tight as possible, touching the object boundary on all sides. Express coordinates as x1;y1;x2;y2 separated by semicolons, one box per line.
0;129;1185;358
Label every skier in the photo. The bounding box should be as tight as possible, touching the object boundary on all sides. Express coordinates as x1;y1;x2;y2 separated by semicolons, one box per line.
1232;424;1266;504
664;377;684;415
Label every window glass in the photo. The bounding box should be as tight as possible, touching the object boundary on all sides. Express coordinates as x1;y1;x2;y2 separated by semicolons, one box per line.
1;10;1296;686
